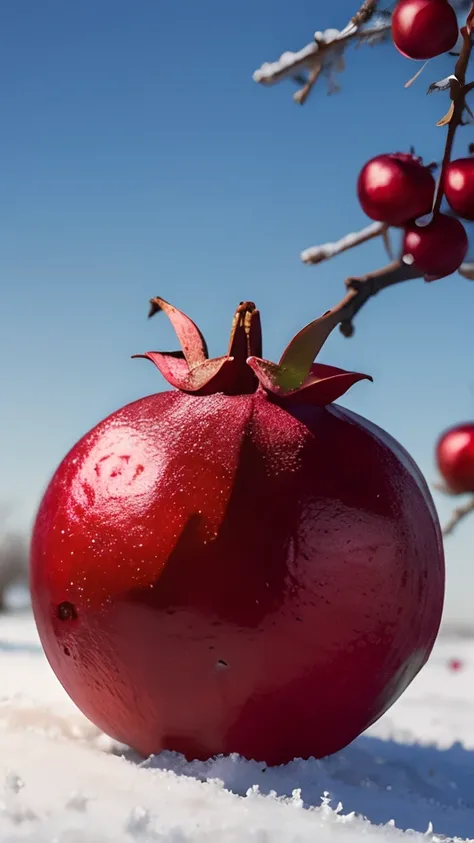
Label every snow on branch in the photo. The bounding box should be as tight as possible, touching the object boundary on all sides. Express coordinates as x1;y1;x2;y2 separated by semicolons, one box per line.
301;222;386;265
253;2;391;104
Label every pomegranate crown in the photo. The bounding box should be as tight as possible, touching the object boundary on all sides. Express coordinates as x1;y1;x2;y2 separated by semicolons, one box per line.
133;297;372;406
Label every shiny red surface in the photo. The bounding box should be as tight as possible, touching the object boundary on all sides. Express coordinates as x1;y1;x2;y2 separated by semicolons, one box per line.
31;391;444;764
403;214;468;280
437;423;474;494
392;0;459;61
445;159;474;222
357;153;435;227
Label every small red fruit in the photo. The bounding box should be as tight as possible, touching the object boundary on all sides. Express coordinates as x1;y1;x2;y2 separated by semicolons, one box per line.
357;153;435;227
445;158;474;221
436;423;474;494
30;298;444;765
403;214;468;279
392;0;459;61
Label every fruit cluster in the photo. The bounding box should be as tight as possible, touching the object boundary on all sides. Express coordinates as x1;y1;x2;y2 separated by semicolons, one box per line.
361;0;473;281
357;151;470;280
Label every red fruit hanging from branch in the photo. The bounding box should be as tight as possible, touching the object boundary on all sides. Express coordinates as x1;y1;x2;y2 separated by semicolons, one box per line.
445;158;474;220
31;298;444;765
437;423;474;494
392;0;460;60
357;152;436;226
403;213;468;279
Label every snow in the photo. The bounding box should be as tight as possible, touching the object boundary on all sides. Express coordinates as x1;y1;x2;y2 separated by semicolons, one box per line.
300;223;384;265
1;610;474;842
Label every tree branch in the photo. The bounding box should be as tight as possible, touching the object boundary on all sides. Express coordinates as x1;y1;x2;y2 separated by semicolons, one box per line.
252;3;391;102
432;26;473;213
351;0;379;27
443;497;474;536
325;259;423;338
301;222;386;265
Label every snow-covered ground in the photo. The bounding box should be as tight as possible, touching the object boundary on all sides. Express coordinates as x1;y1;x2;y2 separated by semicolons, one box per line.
1;610;473;843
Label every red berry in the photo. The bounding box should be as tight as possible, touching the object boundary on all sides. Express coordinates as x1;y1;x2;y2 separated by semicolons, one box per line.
403;214;468;279
437;423;474;494
392;0;459;61
357;153;435;227
30;300;444;765
445;158;474;221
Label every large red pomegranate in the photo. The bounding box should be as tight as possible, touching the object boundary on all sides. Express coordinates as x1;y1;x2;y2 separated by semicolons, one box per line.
436;423;474;494
31;298;444;765
357;153;435;227
392;0;459;61
403;213;468;280
445;158;474;222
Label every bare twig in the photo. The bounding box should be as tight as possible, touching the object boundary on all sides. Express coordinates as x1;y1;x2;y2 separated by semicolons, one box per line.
293;63;323;105
0;531;28;612
324;259;423;337
301;222;386;265
432;26;473;213
443;497;474;535
352;0;379;27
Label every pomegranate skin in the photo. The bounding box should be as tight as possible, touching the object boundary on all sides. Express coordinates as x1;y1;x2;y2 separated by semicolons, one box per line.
31;390;444;765
357;153;435;227
437;423;474;494
445;158;474;222
403;214;468;279
392;0;459;61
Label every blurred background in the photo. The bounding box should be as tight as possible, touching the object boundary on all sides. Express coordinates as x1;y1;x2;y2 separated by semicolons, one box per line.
0;0;472;625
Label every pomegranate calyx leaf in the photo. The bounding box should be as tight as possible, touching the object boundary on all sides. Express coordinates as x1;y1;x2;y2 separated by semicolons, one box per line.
247;308;341;394
133;352;230;393
247;359;372;404
148;297;209;366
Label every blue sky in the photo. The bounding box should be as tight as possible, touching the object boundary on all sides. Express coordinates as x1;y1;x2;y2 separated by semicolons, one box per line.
1;1;473;622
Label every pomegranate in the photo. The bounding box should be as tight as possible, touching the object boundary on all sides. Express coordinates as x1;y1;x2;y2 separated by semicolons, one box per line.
392;0;459;61
436;423;474;494
403;213;468;280
31;298;444;764
445;158;474;221
357;153;435;227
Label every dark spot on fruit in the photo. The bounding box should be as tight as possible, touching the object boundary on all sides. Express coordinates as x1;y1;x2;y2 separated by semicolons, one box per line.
63;646;71;656
57;601;78;621
216;659;229;669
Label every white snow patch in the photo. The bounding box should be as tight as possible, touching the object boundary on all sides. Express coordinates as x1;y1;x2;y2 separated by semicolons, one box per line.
1;611;474;842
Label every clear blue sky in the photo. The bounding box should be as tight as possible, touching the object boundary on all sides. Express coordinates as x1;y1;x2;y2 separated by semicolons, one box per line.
1;1;473;622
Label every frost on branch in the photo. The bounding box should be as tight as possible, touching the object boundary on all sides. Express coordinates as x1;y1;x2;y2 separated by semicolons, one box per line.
252;5;392;104
301;223;386;265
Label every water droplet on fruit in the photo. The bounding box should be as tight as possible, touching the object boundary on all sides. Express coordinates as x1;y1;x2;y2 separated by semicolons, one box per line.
57;602;78;622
